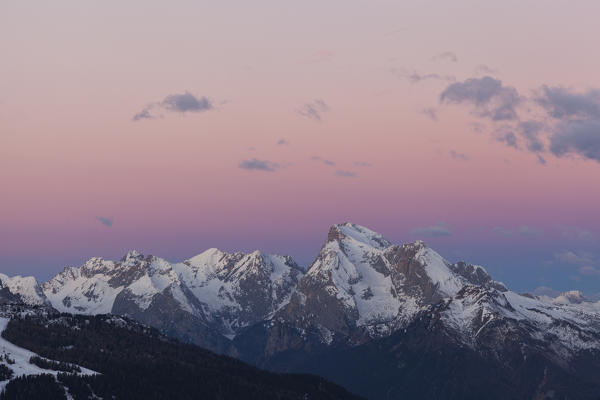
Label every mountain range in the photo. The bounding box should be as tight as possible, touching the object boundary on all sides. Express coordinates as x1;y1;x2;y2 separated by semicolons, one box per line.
2;223;600;399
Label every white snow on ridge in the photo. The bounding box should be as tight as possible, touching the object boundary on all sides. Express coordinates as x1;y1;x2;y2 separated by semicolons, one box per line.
415;246;466;297
307;225;405;326
337;223;392;249
0;274;46;306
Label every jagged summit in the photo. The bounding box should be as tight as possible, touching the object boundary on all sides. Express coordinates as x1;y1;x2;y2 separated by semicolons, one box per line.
327;223;393;249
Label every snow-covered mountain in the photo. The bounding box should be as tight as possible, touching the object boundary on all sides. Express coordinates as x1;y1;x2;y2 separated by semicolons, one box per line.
2;222;600;398
35;248;303;352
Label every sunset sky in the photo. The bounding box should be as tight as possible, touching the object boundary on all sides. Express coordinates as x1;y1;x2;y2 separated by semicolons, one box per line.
1;1;599;297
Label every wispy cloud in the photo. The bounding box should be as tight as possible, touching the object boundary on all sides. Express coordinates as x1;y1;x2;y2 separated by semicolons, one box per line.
96;216;113;227
298;99;329;121
390;65;455;84
238;158;280;172
354;161;372;167
411;222;452;237
554;250;600;277
421;107;438;121
310;156;335;166
277;138;290;146
474;64;498;75
492;225;542;236
335;170;357;178
449;150;468;161
430;51;458;63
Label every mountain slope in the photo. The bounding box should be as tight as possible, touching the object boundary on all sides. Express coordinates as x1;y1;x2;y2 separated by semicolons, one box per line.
0;304;362;400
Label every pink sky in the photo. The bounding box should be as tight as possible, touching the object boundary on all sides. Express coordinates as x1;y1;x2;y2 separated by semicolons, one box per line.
1;1;599;295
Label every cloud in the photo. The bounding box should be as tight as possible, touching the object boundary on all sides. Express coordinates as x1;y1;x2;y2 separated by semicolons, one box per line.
495;129;519;148
519;226;542;236
298;99;329;121
354;161;372;167
469;122;486;133
430;51;458;63
492;226;513;236
411;222;452;237
533;286;560;297
132;105;154;121
161;92;213;113
96;216;113;227
238;158;280;172
132;91;214;121
310;156;335;166
554;250;594;266
277;138;290;146
535;86;600;119
335;170;357;178
549;119;600;162
474;64;498;75
421;107;438;121
518;120;545;152
492;225;542;236
405;71;455;84
578;265;600;276
440;76;521;121
449;150;468;160
536;154;547;165
558;226;595;241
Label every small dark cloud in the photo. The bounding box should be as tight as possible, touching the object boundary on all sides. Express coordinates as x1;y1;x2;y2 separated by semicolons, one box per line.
161;92;212;113
133;91;213;121
537;154;547;165
430;51;458;63
277;138;290;146
354;161;372;167
335;170;357;178
411;222;452;237
549;119;600;162
298;99;329;121
440;76;521;121
449;150;468;161
96;216;113;227
238;158;280;172
421;107;438;121
132;105;154;121
311;156;335;166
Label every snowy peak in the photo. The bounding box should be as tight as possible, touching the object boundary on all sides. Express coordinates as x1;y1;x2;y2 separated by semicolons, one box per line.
0;274;47;306
326;223;392;249
40;248;303;337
